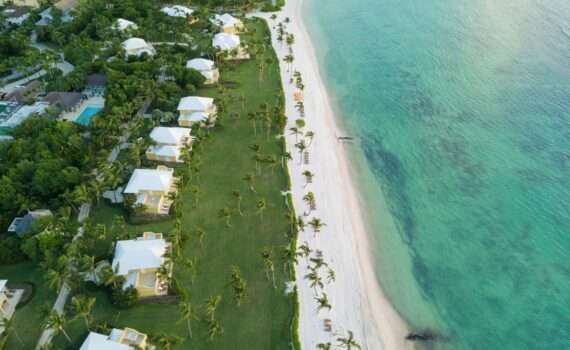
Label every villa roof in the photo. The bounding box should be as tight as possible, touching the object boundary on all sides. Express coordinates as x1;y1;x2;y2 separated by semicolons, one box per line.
177;96;214;111
186;58;215;72
2;6;31;19
44;92;82;110
6;80;41;103
123;168;174;194
7;209;53;237
115;18;137;31
122;37;150;50
0;102;49;128
86;74;107;87
150;127;191;145
112;237;168;276
80;332;133;350
148;145;180;158
160;5;193;18
178;111;209;123
0;280;6;292
211;13;241;28
213;33;240;50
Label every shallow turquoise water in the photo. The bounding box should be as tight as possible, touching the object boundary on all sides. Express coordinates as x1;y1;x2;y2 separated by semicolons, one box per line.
303;0;570;349
76;106;102;126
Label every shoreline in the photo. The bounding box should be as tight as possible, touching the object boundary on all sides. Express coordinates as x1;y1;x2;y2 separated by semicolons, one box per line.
256;1;413;349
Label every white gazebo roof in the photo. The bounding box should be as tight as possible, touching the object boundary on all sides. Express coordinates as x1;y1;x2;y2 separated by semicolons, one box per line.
123;168;174;194
80;332;133;350
115;18;138;31
186;58;215;72
177;96;214;111
122;38;150;51
112;238;168;276
179;111;209;123
212;13;241;28
161;5;194;18
150;127;191;145
213;33;240;50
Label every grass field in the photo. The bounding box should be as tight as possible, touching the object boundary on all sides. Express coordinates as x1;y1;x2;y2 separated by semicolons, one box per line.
50;18;296;350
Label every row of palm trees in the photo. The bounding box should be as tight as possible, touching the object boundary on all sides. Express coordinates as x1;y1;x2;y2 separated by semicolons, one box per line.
273;16;362;350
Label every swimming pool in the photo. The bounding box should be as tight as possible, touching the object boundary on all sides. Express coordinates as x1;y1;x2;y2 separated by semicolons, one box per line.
75;106;103;126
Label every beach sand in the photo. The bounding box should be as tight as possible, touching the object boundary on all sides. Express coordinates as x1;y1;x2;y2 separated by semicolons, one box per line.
256;1;414;349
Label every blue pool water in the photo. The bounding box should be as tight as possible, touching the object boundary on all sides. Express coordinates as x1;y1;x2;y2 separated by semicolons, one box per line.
75;106;103;126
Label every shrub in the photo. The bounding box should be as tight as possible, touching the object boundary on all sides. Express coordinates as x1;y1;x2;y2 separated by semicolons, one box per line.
0;236;27;264
111;285;138;308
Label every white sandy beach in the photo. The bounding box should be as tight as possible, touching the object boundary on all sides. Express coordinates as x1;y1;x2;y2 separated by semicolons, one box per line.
257;1;414;349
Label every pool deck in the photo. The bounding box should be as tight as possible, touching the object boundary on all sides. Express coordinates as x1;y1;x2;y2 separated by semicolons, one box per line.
61;96;105;123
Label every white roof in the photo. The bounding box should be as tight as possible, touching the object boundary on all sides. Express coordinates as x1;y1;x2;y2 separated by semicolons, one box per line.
123;168;174;194
213;33;240;50
161;5;193;17
112;238;168;276
179;111;209;123
122;38;150;50
212;13;241;28
177;96;214;111
150;127;191;145
0;102;49;128
148;145;181;158
116;18;138;31
0;280;6;292
186;58;215;72
80;332;133;350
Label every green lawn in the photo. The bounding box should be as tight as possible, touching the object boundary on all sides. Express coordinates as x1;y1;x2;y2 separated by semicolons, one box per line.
52;19;295;350
0;262;57;349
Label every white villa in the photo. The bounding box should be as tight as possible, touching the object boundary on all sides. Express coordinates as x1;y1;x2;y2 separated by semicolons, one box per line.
115;18;138;31
123;166;178;215
186;58;219;84
80;327;148;350
112;232;171;298
213;33;249;60
122;38;155;58
160;5;193;18
211;13;244;34
146;126;192;163
177;96;217;127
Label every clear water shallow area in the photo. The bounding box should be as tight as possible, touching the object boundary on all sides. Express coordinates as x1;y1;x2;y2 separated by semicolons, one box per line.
303;0;570;349
75;106;102;126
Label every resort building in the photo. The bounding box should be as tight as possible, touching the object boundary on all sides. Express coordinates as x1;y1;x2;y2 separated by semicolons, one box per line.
146;126;192;163
186;58;219;84
213;33;249;60
211;13;244;34
80;328;148;350
7;209;52;237
44;91;83;112
2;6;30;26
114;18;138;31
112;232;171;297
86;73;107;96
121;38;156;58
35;7;73;26
160;5;193;18
0;102;49;129
123;166;178;215
177;96;217;127
5;80;42;104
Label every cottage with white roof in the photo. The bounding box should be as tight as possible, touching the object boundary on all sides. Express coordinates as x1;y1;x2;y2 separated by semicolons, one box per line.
186;58;219;84
213;33;249;60
121;38;155;58
112;232;171;297
161;5;194;18
80;327;148;350
177;96;217;127
123;166;178;214
211;13;244;34
146;127;192;163
114;18;138;31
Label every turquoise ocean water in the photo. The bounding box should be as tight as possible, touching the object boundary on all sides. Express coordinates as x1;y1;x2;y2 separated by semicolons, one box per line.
302;0;570;349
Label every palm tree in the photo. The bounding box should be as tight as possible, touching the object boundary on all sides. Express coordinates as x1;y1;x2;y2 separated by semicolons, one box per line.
154;333;182;350
304;270;323;294
308;217;326;235
45;311;72;344
315;292;332;311
302;170;314;186
256;198;267;219
337;331;362;349
281;151;293;168
179;300;198;338
0;316;24;346
247;112;258;135
317;343;333;350
71;295;96;331
207;320;223;341
204;295;222;322
191;185;200;208
303;192;316;215
297;216;306;232
295;140;307;164
229;266;247;306
46;267;68;292
242;173;256;192
297;241;312;262
289;126;303;142
283;54;294;71
219;207;232;227
195;228;206;248
306;130;315;146
327;267;336;283
89;179;106;207
232;191;243;216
